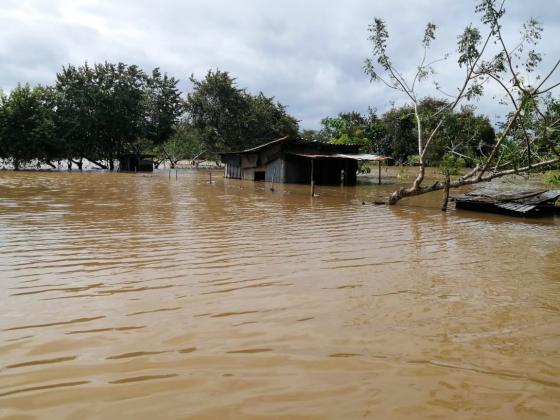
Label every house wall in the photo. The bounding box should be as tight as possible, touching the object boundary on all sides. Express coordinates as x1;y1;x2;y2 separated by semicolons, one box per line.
284;155;312;184
265;158;284;183
223;155;242;179
283;155;357;185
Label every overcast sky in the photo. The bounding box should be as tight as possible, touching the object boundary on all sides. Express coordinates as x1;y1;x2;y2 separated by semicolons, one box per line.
1;0;559;128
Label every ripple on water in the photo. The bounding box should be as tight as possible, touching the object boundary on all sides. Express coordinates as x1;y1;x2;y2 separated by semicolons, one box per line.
1;170;560;418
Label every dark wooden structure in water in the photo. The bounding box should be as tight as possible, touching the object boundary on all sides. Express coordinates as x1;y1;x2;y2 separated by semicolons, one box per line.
453;189;560;217
118;154;154;172
220;136;387;186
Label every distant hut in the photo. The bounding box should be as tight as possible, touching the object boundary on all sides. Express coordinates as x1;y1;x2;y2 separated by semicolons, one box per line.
118;154;155;172
220;136;388;186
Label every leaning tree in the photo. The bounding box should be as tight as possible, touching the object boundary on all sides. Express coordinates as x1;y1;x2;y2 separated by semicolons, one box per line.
365;0;560;205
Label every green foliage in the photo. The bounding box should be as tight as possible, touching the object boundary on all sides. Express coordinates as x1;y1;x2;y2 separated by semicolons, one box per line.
396;164;409;180
376;98;495;165
319;110;384;153
439;153;466;176
0;84;57;169
54;61;182;169
407;155;421;166
186;69;298;156
153;121;203;167
543;171;560;185
299;128;330;143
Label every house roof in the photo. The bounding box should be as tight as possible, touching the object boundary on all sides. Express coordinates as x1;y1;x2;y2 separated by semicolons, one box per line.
288;152;389;161
219;135;378;157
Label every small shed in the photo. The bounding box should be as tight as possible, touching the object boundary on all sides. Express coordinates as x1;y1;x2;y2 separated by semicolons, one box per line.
118;154;154;172
220;136;388;186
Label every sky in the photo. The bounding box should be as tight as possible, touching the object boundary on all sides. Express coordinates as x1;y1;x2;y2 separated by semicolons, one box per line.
1;0;559;129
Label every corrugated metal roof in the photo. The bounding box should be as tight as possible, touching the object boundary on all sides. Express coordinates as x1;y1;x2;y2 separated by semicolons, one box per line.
288;152;389;161
495;202;536;213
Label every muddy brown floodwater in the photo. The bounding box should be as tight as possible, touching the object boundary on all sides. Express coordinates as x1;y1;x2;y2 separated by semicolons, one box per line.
0;170;559;419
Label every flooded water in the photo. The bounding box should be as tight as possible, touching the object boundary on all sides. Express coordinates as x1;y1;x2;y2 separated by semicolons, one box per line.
1;170;559;419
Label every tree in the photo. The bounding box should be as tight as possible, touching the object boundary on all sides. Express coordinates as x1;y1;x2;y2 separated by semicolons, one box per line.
318;110;385;152
54;63;101;170
245;92;298;143
377;98;495;165
365;0;560;205
186;70;251;155
55;62;167;170
144;68;183;148
152;120;203;168
186;69;298;156
0;84;57;170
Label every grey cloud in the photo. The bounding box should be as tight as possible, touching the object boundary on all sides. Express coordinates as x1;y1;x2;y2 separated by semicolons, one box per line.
0;0;558;128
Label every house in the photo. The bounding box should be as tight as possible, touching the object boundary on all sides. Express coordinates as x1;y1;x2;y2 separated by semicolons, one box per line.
118;154;155;172
220;136;387;186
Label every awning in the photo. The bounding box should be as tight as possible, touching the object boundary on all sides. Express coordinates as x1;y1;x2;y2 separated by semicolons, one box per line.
288;152;389;161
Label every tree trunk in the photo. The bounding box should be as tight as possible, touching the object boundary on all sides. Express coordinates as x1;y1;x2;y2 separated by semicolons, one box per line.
109;159;115;171
85;157;108;170
441;174;450;211
387;158;560;205
67;160;73;171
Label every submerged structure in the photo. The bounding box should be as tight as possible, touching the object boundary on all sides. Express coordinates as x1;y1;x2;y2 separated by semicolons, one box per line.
453;189;560;217
118;154;154;172
220;136;387;186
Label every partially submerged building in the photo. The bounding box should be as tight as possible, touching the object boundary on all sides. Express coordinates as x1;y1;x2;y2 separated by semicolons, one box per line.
220;136;387;186
118;154;155;172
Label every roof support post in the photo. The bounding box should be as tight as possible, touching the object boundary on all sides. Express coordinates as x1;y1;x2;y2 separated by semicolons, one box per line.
310;159;315;197
378;160;382;185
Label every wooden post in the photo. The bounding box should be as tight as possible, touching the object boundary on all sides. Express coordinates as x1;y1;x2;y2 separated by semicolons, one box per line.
378;160;382;185
310;159;315;197
169;170;171;180
209;171;212;184
175;169;178;180
441;174;451;211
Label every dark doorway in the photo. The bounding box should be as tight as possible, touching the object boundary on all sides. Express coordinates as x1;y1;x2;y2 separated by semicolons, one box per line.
254;171;265;181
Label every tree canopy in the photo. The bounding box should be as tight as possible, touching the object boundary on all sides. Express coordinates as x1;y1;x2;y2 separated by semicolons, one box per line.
186;70;298;156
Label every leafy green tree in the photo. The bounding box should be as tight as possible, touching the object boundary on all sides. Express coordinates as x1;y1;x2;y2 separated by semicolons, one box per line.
245;93;298;143
144;68;183;148
299;128;330;143
54;63;101;169
379;106;417;162
186;70;251;155
319;110;385;152
186;69;298;156
0;84;57;170
152;121;204;168
55;62;176;170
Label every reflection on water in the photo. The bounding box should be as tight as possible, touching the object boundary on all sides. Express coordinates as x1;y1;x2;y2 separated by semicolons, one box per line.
1;170;559;418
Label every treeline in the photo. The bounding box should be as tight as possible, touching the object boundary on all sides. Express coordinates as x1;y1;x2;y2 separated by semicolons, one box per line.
0;63;299;170
0;61;499;170
302;97;496;166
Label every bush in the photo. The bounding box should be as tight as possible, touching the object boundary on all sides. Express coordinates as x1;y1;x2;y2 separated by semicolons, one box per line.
543;171;560;185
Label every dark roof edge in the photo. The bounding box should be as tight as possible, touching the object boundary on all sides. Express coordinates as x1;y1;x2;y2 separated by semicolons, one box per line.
219;135;293;156
219;135;367;156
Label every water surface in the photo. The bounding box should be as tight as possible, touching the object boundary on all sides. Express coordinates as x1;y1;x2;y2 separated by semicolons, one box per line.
1;170;559;418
